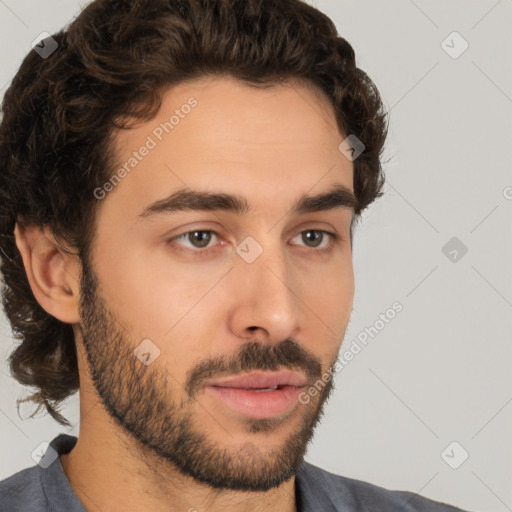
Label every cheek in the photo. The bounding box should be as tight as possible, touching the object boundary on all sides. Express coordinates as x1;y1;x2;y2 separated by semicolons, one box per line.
296;256;354;357
305;254;354;318
93;237;220;329
91;245;227;379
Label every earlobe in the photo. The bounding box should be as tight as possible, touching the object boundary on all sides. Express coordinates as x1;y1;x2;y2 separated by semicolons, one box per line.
13;223;81;324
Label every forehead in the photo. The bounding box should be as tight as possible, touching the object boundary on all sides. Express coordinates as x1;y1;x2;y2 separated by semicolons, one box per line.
101;76;353;222
117;75;344;151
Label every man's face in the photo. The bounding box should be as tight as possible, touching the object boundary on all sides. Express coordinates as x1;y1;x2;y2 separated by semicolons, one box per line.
78;76;355;491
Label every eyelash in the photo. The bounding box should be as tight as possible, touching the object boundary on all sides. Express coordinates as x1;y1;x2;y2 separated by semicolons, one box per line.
167;229;341;257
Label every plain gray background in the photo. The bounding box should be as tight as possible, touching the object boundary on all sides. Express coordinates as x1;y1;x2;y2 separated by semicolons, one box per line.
1;1;511;511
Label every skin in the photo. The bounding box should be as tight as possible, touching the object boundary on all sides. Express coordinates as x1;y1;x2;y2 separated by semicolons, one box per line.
14;76;355;512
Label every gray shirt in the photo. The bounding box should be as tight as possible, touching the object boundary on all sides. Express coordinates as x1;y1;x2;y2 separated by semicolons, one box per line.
0;434;472;511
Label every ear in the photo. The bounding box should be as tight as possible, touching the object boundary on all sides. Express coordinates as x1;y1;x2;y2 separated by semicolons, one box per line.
13;223;81;323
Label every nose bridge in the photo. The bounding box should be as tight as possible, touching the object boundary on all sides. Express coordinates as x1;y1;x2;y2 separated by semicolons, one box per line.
231;233;301;339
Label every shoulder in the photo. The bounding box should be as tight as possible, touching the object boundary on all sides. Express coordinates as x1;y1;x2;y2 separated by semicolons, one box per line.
0;434;79;512
296;461;473;512
0;465;47;512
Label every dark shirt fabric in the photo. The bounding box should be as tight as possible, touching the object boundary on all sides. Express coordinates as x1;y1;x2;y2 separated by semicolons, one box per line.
0;434;472;511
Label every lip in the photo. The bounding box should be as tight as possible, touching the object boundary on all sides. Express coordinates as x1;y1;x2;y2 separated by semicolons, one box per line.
205;370;308;389
204;370;308;419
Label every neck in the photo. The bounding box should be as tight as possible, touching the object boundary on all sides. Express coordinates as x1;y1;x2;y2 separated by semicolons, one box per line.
60;414;298;512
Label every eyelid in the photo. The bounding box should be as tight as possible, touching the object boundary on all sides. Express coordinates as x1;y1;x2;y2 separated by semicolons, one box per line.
166;226;341;256
167;229;225;253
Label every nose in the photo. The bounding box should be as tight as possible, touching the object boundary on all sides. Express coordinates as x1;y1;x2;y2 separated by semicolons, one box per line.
228;238;303;344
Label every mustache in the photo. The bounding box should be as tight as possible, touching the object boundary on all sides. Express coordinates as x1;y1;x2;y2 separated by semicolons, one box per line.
185;338;323;399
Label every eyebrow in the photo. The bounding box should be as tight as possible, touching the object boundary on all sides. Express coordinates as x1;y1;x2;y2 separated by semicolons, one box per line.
137;183;358;220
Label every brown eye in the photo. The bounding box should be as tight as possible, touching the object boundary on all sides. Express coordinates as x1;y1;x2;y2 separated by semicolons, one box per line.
301;230;324;248
187;230;213;248
292;229;338;251
168;230;220;252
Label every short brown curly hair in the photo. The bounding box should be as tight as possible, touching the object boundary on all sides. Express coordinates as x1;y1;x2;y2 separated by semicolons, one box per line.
0;0;388;426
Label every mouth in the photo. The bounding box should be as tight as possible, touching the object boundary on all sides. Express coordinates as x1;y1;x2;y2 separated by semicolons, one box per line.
204;370;308;419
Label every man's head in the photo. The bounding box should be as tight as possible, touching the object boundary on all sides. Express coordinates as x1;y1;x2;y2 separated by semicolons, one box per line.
0;0;387;493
